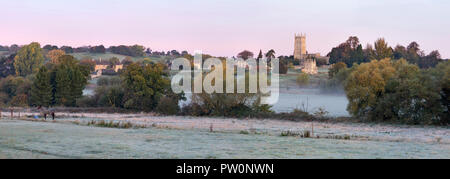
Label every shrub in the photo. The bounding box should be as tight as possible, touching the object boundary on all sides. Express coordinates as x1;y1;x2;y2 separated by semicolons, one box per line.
76;96;97;107
296;73;309;86
180;103;208;116
313;107;329;119
280;130;311;138
156;96;180;115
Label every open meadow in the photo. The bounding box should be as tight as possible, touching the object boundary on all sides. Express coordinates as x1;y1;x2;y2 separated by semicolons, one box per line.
0;112;448;159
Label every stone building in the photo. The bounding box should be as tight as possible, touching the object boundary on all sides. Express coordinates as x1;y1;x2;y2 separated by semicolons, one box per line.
300;59;318;75
294;33;306;60
91;58;124;78
293;33;328;74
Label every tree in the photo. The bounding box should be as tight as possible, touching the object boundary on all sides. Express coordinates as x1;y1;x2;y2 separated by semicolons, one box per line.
279;59;288;74
257;50;263;59
14;42;45;76
121;62;171;111
316;57;328;66
73;46;90;53
265;49;276;59
328;62;347;79
31;66;52;107
0;76;32;106
43;44;58;51
0;54;16;78
145;48;152;55
347;36;360;49
370;59;446;124
345;58;396;117
89;45;106;53
122;57;133;67
109;57;120;69
364;44;376;61
352;44;365;64
343;58;448;125
9;44;20;54
418;50;441;68
407;42;421;57
170;50;180;56
79;59;96;72
46;49;66;64
434;61;450;124
393;45;407;59
108;45;145;57
53;55;89;106
9;94;28;107
370;59;421;122
237;50;254;60
374;38;393;60
328;36;364;66
60;46;74;53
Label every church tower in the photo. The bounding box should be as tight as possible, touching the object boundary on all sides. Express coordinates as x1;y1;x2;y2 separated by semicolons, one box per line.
294;33;306;59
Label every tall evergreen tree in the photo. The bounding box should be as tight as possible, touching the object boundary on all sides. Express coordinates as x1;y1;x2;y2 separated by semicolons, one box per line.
53;55;88;106
31;67;52;107
257;50;263;59
352;45;365;64
54;65;71;106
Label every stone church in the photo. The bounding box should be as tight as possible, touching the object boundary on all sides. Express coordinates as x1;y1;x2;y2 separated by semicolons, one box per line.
293;33;328;74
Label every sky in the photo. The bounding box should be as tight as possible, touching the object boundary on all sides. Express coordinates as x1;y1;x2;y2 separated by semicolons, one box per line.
1;0;449;58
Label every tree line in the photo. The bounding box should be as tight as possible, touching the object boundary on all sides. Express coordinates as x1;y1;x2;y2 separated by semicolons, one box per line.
0;42;90;107
1;44;192;58
0;42;186;114
1;41;448;125
328;36;445;68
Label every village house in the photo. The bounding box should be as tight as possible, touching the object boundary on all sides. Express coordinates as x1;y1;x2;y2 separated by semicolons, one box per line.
91;58;124;78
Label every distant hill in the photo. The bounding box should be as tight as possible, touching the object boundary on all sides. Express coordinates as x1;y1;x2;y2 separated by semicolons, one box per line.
69;52;168;62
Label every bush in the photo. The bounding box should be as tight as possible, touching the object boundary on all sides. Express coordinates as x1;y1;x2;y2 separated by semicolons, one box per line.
273;109;315;121
76;96;97;107
296;73;309;86
180;103;208;116
156;96;180;115
96;85;125;108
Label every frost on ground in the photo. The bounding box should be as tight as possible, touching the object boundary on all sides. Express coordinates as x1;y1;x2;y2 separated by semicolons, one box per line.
0;112;449;159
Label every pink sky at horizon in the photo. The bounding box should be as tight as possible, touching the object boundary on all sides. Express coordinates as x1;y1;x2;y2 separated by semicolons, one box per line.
1;0;449;58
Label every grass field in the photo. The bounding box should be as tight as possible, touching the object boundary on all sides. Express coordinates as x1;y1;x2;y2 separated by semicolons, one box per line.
0;115;448;159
